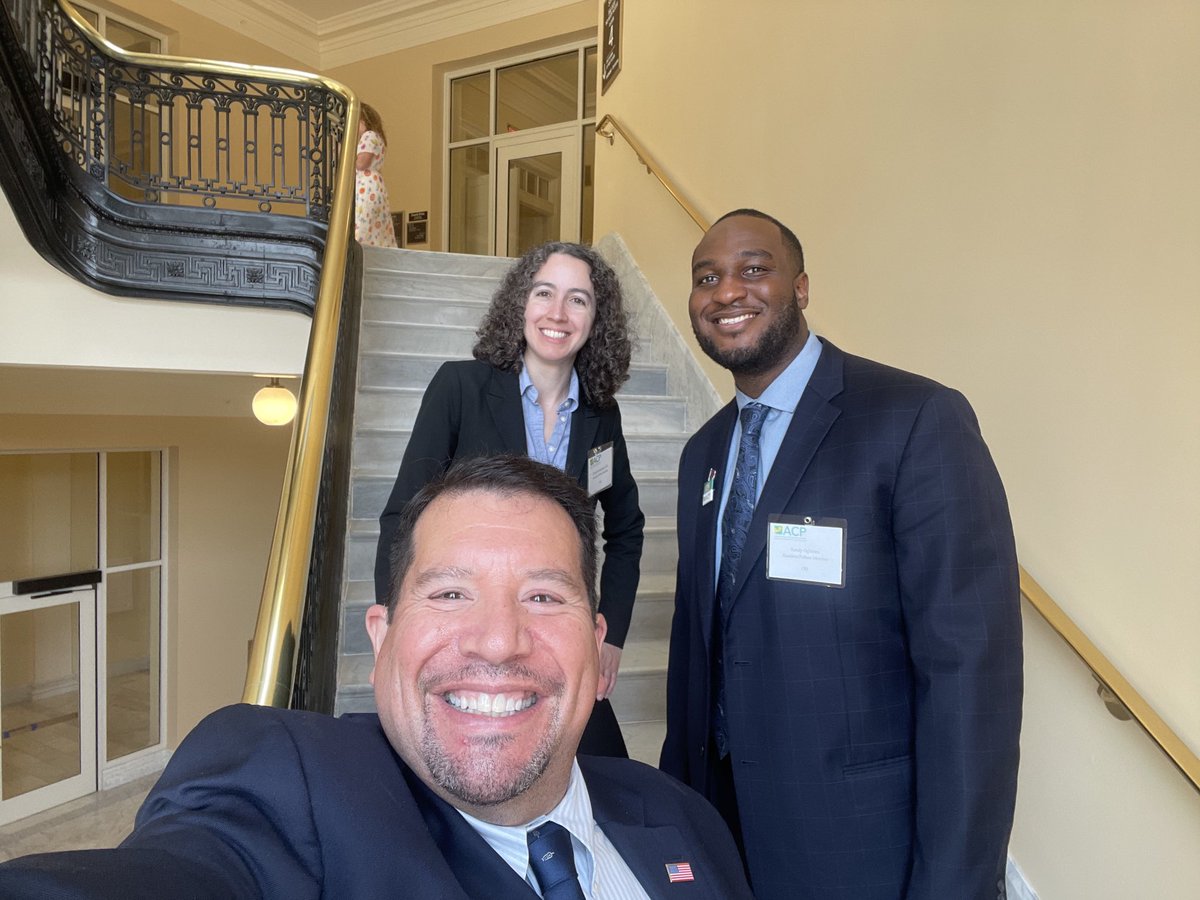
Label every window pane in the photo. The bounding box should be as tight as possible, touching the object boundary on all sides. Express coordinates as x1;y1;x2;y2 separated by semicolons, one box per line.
584;47;597;118
105;452;161;567
0;454;97;582
449;144;490;254
506;152;563;257
105;20;161;54
106;567;161;760
1;604;82;799
496;53;577;133
450;72;490;142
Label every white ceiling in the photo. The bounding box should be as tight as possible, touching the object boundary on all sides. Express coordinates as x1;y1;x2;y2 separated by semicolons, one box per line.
172;0;584;70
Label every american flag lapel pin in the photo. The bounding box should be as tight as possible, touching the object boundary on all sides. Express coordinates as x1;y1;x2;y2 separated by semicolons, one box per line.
665;861;695;883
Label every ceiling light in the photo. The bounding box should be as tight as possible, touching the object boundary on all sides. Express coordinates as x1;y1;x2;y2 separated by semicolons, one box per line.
252;378;297;426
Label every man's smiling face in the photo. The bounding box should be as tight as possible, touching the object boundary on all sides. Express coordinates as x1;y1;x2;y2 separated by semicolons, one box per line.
365;488;604;825
689;215;809;395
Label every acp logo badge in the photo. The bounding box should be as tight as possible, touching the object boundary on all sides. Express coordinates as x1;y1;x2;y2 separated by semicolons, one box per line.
772;523;807;537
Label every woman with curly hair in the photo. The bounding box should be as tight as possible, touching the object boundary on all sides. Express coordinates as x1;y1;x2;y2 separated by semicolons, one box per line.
374;242;644;757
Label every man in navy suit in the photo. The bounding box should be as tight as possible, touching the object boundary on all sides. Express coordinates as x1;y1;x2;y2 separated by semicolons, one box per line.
0;456;751;899
661;209;1022;899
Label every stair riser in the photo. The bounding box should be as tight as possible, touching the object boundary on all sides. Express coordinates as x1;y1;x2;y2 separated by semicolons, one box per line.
360;325;476;357
363;271;497;301
361;246;512;278
356;390;687;433
609;670;666;724
352;475;677;529
347;527;677;586
358;354;670;397
354;432;687;476
363;296;487;327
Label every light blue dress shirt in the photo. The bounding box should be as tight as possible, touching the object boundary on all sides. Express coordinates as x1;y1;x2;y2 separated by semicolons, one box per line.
713;331;823;589
520;366;580;472
456;760;651;900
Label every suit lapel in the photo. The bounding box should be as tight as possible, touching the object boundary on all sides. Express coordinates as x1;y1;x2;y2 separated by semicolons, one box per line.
565;402;601;485
585;762;728;899
401;765;539;900
697;403;738;654
728;341;845;616
486;367;528;454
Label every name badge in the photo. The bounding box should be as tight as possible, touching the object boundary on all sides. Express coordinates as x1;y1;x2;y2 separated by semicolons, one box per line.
701;468;716;506
766;515;847;588
587;442;614;495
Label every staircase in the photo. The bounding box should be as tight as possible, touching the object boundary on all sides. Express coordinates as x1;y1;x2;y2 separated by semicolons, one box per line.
334;245;692;764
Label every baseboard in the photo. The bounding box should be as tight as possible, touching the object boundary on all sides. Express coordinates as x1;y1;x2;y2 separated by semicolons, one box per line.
100;747;172;791
1007;856;1039;900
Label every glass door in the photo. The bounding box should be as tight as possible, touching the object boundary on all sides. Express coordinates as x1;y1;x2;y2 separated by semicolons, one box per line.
0;578;98;826
495;129;580;257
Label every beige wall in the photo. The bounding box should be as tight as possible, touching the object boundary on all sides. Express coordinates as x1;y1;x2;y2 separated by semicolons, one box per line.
0;415;291;744
595;1;1200;895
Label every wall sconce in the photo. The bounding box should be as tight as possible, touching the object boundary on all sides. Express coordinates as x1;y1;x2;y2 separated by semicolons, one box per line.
252;377;298;426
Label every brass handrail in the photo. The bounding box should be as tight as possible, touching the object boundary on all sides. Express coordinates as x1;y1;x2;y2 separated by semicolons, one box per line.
595;114;707;231
1019;566;1200;794
241;97;359;706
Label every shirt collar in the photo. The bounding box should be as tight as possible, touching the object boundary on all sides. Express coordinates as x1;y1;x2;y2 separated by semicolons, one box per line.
454;760;596;890
734;329;822;414
519;366;581;413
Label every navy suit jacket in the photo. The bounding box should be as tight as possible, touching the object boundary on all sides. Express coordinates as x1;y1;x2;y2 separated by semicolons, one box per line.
375;359;644;647
0;705;752;899
661;339;1022;900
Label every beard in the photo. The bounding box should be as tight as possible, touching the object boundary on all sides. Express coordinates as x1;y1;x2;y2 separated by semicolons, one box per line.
694;296;803;377
417;664;563;809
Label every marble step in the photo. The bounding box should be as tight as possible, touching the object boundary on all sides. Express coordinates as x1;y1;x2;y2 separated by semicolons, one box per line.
353;429;689;477
355;386;687;434
343;518;678;586
360;322;476;357
350;468;679;525
608;638;668;725
362;271;499;302
358;353;670;398
362;295;488;327
360;245;513;278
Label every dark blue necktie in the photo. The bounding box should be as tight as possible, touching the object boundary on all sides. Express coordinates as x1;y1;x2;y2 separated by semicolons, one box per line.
713;402;769;757
527;821;586;899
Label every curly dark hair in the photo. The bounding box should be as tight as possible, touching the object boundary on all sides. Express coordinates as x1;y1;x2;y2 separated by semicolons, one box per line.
473;242;632;407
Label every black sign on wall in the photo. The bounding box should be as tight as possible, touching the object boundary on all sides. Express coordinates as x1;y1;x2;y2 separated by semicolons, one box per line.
602;0;622;95
405;210;428;246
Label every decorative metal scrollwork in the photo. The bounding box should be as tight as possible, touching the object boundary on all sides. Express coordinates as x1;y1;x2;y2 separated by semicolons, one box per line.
4;0;345;222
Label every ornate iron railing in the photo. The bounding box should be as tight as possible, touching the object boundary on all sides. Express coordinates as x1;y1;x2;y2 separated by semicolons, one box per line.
6;0;342;218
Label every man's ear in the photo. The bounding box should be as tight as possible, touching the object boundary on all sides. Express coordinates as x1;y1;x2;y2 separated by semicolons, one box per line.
594;612;608;652
365;603;390;657
794;271;810;309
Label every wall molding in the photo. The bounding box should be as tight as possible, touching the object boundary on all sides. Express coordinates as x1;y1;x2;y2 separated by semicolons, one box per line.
172;0;582;69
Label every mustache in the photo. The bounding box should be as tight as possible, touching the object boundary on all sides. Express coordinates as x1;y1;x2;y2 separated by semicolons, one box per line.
419;662;563;695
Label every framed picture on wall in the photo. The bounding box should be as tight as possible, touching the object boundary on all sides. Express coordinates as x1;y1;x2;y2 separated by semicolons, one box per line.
391;211;404;245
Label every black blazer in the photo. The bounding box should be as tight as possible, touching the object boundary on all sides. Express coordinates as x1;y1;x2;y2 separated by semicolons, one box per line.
662;340;1022;900
0;705;754;899
376;359;645;646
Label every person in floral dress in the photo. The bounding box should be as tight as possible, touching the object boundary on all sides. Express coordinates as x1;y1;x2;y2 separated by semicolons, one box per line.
355;103;398;247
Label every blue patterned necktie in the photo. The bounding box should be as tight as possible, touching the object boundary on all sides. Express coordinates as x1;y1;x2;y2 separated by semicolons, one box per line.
713;401;770;757
527;821;586;900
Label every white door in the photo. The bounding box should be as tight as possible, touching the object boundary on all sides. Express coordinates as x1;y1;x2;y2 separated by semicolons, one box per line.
0;575;98;826
495;128;580;257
